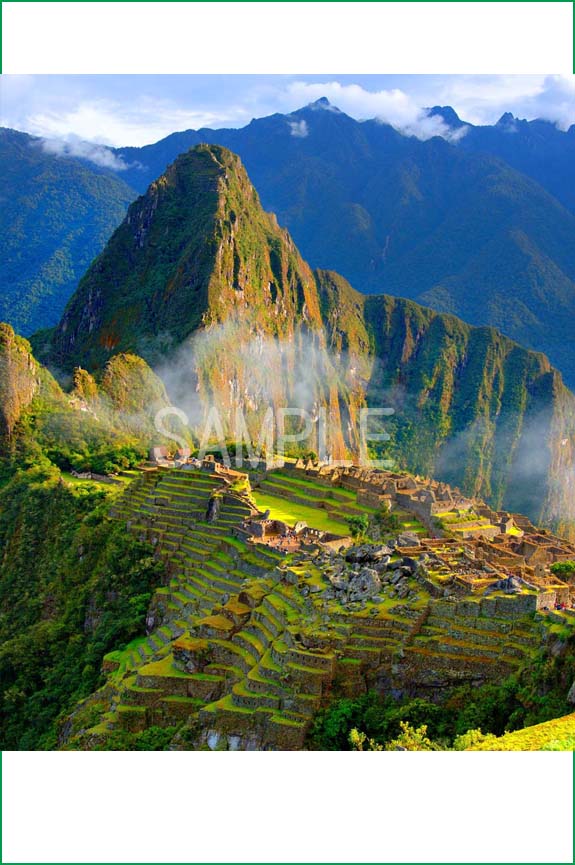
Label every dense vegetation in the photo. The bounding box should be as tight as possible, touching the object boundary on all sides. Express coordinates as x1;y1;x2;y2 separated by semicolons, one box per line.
48;145;323;372
0;463;165;749
319;272;575;528
309;633;575;751
0;128;133;335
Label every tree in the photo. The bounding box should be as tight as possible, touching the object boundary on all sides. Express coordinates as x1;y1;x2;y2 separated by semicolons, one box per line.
349;728;383;751
385;721;442;751
348;514;369;540
452;728;498;750
550;561;575;581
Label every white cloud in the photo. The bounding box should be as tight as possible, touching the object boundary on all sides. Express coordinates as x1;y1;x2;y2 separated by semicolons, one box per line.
288;118;308;138
431;74;575;129
23;98;249;147
523;75;575;130
2;75;573;150
39;135;129;171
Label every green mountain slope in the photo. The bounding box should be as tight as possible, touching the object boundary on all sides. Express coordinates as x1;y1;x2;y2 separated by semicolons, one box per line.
41;145;575;529
318;271;575;530
112;101;575;386
4;105;575;385
49;144;323;368
0;463;165;749
0;128;133;335
47;145;359;459
0;322;170;482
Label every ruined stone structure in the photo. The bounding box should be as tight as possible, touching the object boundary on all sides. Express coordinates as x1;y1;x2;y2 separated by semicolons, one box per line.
66;462;574;751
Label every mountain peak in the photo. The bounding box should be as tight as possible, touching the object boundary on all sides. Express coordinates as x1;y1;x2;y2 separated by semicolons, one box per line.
427;105;465;128
49;144;321;370
496;111;517;128
304;96;341;113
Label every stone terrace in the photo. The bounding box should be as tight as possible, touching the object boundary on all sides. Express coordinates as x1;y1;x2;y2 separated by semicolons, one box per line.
76;464;573;750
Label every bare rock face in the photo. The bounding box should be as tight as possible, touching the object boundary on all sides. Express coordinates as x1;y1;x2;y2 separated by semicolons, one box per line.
397;532;421;547
567;680;575;705
206;494;221;523
0;324;40;437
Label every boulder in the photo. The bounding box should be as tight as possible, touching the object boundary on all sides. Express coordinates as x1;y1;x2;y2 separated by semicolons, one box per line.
397;532;421;547
348;567;381;601
329;572;349;591
345;544;392;564
401;556;418;573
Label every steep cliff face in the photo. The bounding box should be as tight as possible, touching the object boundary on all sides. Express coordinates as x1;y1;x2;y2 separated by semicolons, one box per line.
0;324;170;474
50;145;323;369
0;323;65;438
317;272;575;526
48;146;364;458
0;324;40;437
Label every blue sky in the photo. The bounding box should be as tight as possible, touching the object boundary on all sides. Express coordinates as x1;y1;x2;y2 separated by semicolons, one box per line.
1;74;574;147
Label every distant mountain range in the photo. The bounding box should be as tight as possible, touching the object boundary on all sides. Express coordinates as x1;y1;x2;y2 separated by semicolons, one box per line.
1;100;575;387
0;128;135;336
32;144;575;530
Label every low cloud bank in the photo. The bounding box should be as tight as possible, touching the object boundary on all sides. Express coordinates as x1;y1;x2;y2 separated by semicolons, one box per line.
40;135;129;171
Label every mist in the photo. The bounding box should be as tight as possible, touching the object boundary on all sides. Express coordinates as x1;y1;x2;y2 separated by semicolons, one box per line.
153;319;377;460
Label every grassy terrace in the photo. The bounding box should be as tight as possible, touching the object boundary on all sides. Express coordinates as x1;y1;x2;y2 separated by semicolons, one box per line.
251;470;429;537
267;471;377;514
250;490;350;534
95;466;551;751
268;472;358;499
61;471;131;489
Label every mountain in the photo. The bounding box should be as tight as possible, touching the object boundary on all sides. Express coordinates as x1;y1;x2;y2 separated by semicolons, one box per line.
320;272;575;530
3;142;575;752
41;144;575;529
3;105;575;385
49;145;323;368
46;144;366;459
441;108;575;215
110;101;575;386
0;128;133;336
0;321;170;484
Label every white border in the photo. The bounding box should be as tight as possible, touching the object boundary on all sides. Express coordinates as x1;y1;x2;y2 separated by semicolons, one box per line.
1;2;574;864
2;1;573;74
2;752;573;863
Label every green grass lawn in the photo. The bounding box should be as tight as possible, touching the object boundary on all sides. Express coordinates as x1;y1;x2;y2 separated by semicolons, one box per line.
266;472;378;518
269;471;357;499
250;490;349;535
61;470;125;489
